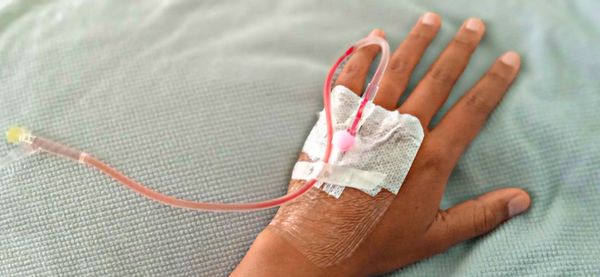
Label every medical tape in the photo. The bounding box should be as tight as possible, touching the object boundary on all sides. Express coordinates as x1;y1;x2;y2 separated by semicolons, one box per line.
291;161;387;193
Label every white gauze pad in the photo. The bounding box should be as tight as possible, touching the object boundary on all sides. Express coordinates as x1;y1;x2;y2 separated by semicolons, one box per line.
298;85;424;198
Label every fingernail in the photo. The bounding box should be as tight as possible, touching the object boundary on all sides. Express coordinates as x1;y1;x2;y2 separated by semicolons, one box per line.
369;28;385;37
501;51;520;67
421;12;437;25
464;18;483;31
508;194;530;217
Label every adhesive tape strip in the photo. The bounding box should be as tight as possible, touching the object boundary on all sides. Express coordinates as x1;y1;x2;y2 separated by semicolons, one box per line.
292;161;387;192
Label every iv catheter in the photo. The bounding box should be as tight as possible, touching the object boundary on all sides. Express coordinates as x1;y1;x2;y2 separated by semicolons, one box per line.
1;35;390;212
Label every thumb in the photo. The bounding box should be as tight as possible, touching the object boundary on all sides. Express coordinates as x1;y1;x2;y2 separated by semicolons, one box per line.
426;188;531;252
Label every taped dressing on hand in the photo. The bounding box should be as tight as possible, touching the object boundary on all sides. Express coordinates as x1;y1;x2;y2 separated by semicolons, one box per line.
270;85;424;267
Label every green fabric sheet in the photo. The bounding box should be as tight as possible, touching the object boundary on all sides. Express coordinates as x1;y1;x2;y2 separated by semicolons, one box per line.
0;1;598;276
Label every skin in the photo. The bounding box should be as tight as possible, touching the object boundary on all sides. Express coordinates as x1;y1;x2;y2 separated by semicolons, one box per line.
232;13;531;276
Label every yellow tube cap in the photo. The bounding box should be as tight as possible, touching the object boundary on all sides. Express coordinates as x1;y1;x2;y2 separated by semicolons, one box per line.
6;127;26;144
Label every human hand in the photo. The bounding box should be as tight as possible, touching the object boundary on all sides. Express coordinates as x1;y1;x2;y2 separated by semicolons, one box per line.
234;13;531;276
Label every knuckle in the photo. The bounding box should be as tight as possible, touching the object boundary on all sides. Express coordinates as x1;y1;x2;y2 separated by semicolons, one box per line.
407;31;431;43
342;62;367;76
429;211;454;254
435;209;451;224
418;153;444;175
416;143;451;174
434;211;451;232
470;200;498;235
486;69;511;86
388;58;411;76
451;36;478;52
429;66;456;87
463;92;494;114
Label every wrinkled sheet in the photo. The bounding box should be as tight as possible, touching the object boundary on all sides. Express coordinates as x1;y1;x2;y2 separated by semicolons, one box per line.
0;1;599;276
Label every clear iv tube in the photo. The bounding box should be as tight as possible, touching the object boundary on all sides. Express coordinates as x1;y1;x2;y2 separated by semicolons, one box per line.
5;36;389;212
348;37;390;135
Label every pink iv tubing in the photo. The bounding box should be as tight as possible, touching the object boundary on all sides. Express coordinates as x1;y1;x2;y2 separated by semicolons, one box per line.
21;36;389;212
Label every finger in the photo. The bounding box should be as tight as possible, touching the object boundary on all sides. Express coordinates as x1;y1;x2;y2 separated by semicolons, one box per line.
425;188;531;253
431;51;521;163
395;52;521;220
399;18;485;127
374;12;441;111
335;29;385;95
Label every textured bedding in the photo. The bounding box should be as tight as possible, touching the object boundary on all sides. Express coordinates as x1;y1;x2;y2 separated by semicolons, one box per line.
0;1;599;276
